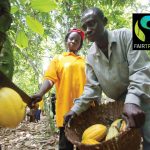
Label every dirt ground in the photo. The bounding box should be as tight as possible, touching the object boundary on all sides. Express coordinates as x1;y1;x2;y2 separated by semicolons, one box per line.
0;99;143;150
0;115;59;150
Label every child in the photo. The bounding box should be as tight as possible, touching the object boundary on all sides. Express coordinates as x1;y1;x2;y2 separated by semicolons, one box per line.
26;107;36;122
31;28;85;150
34;103;41;122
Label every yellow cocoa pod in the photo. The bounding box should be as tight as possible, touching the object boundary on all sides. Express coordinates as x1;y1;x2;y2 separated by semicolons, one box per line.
81;139;100;145
82;124;107;141
111;119;126;132
111;119;122;127
0;87;26;128
105;126;119;141
120;120;126;132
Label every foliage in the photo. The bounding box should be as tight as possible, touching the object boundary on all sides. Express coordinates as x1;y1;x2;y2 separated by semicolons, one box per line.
0;0;13;79
7;0;150;95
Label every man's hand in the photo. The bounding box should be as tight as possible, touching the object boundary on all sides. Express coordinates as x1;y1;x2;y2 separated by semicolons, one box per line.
31;93;43;106
122;103;145;128
64;110;77;127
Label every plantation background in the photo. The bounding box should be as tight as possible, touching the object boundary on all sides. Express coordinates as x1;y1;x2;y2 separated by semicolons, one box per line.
0;0;149;95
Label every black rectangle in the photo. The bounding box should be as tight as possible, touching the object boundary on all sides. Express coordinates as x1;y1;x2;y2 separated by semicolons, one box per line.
132;13;150;50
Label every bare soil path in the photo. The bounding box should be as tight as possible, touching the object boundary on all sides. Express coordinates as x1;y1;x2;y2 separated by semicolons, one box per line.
0;115;58;150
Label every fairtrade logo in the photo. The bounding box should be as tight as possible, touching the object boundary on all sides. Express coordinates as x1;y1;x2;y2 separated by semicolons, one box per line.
134;15;150;42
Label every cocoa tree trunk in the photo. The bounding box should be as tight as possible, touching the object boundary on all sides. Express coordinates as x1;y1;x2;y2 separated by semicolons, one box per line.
0;0;13;80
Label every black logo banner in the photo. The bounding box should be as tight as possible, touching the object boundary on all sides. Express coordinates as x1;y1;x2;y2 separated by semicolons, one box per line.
133;13;150;50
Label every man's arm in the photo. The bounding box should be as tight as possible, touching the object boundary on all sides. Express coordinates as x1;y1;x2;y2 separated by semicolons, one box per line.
0;70;33;107
124;29;150;105
122;29;150;127
64;58;102;125
71;58;102;115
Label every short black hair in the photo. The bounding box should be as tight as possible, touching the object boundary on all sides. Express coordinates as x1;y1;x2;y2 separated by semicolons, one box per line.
65;32;83;50
82;7;107;25
82;7;104;20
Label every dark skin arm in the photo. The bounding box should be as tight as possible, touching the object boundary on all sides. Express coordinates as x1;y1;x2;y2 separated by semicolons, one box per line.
31;80;53;104
123;103;145;128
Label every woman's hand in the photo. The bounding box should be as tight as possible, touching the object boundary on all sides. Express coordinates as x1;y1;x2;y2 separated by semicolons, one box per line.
31;93;43;105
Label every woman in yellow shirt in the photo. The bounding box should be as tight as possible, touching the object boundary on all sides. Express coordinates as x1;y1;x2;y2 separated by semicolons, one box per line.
31;28;85;150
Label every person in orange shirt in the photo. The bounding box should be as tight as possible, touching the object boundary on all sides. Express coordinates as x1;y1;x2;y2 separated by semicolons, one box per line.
31;28;85;150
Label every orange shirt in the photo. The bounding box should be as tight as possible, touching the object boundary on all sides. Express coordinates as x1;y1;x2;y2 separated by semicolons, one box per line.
44;52;86;127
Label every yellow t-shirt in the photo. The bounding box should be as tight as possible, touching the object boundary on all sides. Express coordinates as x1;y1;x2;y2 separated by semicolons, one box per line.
38;100;44;111
44;52;86;127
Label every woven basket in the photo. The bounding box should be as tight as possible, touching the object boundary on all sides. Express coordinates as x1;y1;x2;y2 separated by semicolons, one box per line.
65;101;141;150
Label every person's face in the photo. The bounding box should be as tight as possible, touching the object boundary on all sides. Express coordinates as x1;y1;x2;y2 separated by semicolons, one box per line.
81;10;105;42
66;32;81;51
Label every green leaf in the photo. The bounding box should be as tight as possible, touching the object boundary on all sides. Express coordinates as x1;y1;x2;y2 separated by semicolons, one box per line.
26;16;44;35
16;31;28;48
20;0;27;4
11;6;19;14
134;20;145;42
31;0;57;12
